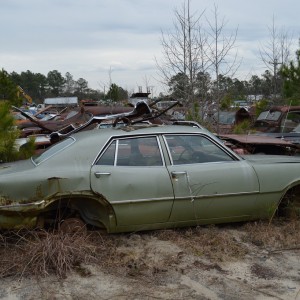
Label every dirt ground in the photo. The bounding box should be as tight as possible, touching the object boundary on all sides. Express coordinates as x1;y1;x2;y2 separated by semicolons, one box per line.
0;221;299;300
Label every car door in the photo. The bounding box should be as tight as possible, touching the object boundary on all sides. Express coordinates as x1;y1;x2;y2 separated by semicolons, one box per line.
90;135;174;226
163;134;260;223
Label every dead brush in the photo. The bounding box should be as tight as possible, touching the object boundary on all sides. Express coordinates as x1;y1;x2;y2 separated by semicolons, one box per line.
242;219;300;250
0;229;101;279
155;226;248;262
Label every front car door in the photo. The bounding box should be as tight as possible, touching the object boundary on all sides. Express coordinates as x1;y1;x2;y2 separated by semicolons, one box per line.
163;134;260;224
90;135;174;228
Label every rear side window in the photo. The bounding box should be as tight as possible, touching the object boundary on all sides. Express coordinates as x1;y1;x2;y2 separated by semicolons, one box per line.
96;136;163;167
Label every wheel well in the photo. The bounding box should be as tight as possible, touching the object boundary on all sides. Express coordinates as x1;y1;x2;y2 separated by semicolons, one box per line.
277;184;300;218
40;196;115;231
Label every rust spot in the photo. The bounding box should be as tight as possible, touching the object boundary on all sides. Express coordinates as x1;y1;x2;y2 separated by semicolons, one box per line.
0;196;13;206
47;177;67;194
47;177;66;181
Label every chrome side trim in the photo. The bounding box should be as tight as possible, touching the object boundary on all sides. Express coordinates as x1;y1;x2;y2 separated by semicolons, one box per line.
0;200;45;209
111;197;172;204
110;191;260;204
173;191;260;201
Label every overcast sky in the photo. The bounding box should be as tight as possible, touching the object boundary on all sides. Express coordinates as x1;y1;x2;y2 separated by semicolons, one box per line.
1;0;300;96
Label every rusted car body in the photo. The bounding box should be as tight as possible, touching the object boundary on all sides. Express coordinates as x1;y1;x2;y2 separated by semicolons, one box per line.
218;134;299;156
1;125;300;232
14;106;93;137
254;106;300;133
15;100;179;153
216;106;300;155
209;108;253;134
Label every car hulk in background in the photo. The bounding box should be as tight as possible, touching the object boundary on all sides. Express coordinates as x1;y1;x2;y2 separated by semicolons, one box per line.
0;125;299;233
253;106;300;147
254;106;300;133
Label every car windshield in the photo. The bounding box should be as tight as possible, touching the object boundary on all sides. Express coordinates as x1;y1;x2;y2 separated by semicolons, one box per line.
32;137;75;165
292;124;300;133
217;112;235;124
257;110;281;121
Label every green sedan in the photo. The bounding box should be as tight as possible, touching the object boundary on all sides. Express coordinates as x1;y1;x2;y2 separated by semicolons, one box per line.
0;125;299;232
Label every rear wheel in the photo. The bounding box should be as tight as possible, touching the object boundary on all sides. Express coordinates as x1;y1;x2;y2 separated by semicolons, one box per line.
37;205;86;235
59;217;87;236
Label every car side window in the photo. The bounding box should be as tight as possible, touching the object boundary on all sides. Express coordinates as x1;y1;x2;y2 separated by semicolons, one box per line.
97;141;116;165
97;136;163;166
117;136;163;166
165;134;234;165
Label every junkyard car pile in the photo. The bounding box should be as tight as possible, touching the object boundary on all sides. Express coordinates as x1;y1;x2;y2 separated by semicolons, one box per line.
218;106;300;156
1;121;300;232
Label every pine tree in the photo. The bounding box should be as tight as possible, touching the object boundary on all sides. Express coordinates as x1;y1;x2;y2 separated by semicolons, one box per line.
281;49;300;105
0;69;34;162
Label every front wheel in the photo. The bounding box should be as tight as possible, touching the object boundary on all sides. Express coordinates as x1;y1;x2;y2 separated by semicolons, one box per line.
278;186;300;219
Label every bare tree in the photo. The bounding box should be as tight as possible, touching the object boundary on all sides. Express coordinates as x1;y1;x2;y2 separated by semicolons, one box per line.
205;4;239;133
259;16;293;102
156;0;205;107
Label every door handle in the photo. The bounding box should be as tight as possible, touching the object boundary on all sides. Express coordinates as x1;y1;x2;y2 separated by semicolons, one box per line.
94;172;111;178
171;171;187;179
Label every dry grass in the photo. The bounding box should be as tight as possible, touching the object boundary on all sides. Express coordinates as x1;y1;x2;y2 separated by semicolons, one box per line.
242;219;300;250
155;220;300;261
155;225;249;262
0;230;107;279
0;219;299;279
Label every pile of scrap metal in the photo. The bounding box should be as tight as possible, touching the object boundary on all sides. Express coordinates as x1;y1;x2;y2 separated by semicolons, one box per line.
14;99;182;153
218;133;299;156
218;106;300;156
13;105;92;138
14;101;300;157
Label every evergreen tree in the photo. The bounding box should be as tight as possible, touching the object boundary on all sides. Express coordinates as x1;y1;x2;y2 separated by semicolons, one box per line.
281;49;300;105
0;69;34;162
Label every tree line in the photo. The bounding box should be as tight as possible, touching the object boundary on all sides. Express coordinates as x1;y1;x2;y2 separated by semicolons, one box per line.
4;58;300;109
7;70;128;104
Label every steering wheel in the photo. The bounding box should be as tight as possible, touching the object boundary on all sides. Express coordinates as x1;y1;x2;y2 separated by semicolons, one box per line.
191;151;204;163
177;149;190;164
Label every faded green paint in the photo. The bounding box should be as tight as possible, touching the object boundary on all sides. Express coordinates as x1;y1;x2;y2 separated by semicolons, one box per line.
0;126;300;232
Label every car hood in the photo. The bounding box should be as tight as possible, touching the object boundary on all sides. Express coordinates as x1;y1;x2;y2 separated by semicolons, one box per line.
242;154;300;164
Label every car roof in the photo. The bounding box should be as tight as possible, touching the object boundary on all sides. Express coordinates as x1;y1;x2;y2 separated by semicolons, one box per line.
72;124;211;143
35;124;236;166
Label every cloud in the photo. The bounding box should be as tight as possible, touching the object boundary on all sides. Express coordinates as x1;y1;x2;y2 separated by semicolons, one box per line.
1;0;300;96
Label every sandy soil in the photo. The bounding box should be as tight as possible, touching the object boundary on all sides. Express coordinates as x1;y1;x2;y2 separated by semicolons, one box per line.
0;224;299;300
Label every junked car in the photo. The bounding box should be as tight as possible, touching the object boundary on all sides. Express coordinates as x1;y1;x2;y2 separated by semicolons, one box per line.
254;106;300;133
209;108;253;134
0;125;300;233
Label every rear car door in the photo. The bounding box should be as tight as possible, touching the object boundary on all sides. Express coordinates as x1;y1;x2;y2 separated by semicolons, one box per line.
90;135;174;226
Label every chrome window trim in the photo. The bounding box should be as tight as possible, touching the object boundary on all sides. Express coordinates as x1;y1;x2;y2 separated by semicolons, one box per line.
93;134;165;167
115;135;165;167
93;139;117;166
162;133;239;166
